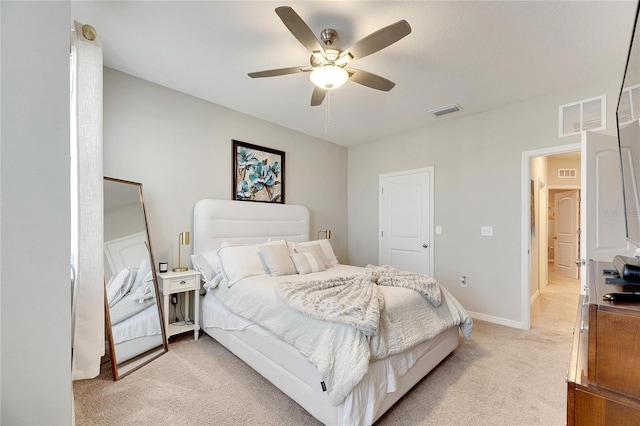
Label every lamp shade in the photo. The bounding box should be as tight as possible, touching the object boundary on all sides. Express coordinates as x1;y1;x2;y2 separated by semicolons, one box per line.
173;231;190;272
180;231;190;245
310;65;348;90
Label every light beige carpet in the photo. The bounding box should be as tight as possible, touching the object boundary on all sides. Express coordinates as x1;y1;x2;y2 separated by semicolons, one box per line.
74;271;578;425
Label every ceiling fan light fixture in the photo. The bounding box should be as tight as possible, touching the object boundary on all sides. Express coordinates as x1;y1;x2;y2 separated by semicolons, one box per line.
310;65;348;90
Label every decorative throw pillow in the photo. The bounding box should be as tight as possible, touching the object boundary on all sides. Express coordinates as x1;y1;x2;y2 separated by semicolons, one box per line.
131;271;154;303
130;257;151;293
203;273;224;290
191;253;217;283
296;240;338;267
291;251;327;275
295;244;326;263
259;243;297;276
107;267;133;307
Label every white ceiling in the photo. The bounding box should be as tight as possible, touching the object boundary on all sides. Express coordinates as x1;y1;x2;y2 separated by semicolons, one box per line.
71;1;638;147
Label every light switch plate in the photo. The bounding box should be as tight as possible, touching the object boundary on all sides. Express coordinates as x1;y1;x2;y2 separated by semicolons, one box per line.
481;226;493;236
436;226;442;235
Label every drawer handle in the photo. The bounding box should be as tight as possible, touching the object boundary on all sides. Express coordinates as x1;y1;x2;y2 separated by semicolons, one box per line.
580;321;588;333
179;280;186;285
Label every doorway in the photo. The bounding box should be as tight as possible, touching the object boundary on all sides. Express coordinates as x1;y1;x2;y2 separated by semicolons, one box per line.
529;151;581;325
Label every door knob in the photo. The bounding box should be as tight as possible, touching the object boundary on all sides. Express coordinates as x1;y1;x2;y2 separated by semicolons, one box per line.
575;259;585;266
422;243;429;248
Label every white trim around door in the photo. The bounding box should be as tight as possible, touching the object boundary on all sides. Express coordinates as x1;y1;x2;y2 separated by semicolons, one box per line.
521;143;580;330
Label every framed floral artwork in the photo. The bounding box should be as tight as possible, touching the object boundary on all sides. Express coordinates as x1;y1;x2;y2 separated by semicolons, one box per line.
232;140;285;203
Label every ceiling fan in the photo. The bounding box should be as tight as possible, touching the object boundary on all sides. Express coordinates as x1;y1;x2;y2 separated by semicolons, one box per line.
248;6;412;106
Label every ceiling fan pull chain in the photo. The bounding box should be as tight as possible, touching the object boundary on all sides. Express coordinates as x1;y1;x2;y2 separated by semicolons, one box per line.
325;90;330;134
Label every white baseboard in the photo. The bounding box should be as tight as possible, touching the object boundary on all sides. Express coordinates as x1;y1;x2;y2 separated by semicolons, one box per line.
467;310;528;330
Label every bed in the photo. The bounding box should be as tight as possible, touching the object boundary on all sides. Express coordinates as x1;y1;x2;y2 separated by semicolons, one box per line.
192;199;472;425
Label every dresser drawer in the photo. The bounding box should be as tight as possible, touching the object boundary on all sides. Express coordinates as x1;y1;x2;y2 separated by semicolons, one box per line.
593;310;640;399
574;388;640;425
164;275;197;293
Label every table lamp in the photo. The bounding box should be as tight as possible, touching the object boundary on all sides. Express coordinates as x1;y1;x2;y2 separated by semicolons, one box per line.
173;231;190;272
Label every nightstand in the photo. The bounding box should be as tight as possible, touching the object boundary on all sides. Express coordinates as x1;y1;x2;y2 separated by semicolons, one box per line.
157;269;201;342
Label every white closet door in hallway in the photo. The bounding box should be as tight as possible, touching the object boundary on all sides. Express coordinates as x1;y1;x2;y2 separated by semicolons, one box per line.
554;190;580;279
379;167;434;275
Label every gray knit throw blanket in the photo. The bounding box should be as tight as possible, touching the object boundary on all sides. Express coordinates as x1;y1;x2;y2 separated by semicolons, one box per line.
276;265;442;336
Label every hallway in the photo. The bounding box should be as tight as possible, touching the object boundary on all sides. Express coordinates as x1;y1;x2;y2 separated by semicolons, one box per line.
530;265;581;333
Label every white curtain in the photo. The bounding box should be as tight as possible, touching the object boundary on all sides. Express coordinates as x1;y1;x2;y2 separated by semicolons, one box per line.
70;21;104;380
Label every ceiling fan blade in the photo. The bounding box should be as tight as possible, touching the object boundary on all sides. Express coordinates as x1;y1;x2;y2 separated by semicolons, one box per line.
248;67;305;78
347;68;396;91
343;20;411;62
275;6;325;54
311;86;326;106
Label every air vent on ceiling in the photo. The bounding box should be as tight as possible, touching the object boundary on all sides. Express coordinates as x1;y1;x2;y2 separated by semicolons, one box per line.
429;104;462;117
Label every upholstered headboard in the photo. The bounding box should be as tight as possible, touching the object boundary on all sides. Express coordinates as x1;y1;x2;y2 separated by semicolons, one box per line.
104;231;148;279
193;199;310;255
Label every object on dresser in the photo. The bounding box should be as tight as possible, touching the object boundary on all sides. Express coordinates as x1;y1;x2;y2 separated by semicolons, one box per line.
613;255;640;283
602;292;640;303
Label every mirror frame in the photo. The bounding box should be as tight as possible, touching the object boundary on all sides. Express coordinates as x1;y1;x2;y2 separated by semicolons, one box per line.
103;176;168;380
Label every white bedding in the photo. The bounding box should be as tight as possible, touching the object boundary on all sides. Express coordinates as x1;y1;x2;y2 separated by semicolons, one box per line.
201;292;458;425
206;264;472;406
111;304;162;345
109;290;156;326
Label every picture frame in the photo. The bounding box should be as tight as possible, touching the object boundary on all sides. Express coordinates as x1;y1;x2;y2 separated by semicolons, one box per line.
232;140;285;204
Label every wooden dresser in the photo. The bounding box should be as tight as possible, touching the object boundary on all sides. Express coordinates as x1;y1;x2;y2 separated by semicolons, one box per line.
567;260;640;425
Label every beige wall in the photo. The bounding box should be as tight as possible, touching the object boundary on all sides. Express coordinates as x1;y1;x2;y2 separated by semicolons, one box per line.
103;68;348;268
347;78;621;327
547;157;581;187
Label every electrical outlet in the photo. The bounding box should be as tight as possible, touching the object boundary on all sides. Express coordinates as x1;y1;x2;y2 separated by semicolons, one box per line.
460;275;467;287
171;294;178;305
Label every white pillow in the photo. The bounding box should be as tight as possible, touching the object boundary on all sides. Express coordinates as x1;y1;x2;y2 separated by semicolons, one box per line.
217;243;269;286
130;257;151;293
203;273;224;290
259;242;297;276
295;243;325;263
191;253;217;282
130;271;155;303
296;240;338;267
291;252;327;275
107;267;133;307
191;250;226;289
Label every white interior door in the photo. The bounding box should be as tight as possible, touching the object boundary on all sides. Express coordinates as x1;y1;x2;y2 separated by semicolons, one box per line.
582;131;631;290
379;167;433;275
554;190;579;279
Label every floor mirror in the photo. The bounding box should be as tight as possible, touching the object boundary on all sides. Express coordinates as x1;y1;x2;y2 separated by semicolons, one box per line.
103;177;168;380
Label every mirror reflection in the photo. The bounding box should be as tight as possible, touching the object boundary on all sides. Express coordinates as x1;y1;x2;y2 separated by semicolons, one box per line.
103;177;167;380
